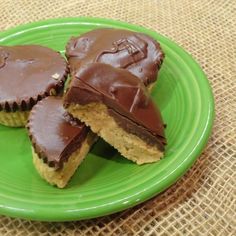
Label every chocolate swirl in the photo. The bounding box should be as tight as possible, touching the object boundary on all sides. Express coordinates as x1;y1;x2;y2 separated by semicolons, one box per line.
66;28;164;86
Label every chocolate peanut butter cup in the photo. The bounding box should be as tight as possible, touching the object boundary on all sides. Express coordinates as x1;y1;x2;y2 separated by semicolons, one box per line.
64;63;166;164
27;96;97;188
0;45;68;127
66;28;164;87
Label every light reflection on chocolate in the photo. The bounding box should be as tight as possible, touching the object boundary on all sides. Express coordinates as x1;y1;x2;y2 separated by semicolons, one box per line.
0;45;68;111
66;28;164;86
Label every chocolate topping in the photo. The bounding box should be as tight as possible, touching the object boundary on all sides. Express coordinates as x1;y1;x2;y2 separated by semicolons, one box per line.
64;63;166;149
27;97;89;169
66;28;164;86
0;45;68;112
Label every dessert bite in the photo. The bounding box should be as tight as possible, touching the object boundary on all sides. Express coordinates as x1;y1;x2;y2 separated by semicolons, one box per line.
64;63;166;164
27;96;97;188
66;28;164;88
0;45;68;127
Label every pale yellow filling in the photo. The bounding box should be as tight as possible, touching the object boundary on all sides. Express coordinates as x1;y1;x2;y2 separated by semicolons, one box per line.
0;110;29;127
32;131;97;188
67;103;163;165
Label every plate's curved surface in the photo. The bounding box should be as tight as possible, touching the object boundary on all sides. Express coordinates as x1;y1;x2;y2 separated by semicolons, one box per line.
0;18;214;221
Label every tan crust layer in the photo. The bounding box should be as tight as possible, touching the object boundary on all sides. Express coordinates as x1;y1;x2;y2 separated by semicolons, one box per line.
0;110;29;127
32;131;97;188
0;86;65;128
66;103;164;164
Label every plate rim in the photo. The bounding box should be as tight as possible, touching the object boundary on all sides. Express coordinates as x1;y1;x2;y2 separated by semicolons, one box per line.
0;17;215;221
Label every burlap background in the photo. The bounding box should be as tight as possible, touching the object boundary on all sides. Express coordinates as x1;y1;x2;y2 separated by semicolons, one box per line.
0;0;235;235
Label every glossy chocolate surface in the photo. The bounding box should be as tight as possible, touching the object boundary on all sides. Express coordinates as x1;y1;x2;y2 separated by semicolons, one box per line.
0;45;67;111
66;28;164;86
64;63;166;149
28;97;89;169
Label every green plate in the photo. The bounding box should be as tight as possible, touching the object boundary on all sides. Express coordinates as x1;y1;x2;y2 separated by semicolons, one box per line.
0;17;214;221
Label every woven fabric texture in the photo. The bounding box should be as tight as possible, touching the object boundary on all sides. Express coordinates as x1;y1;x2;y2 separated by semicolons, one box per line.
0;0;235;235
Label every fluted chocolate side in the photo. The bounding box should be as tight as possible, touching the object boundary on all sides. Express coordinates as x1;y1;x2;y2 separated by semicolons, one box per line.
0;45;68;112
27;97;90;170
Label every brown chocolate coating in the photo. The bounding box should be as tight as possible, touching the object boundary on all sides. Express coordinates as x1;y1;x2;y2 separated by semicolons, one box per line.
66;28;164;86
0;45;68;111
64;63;166;149
27;97;89;169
